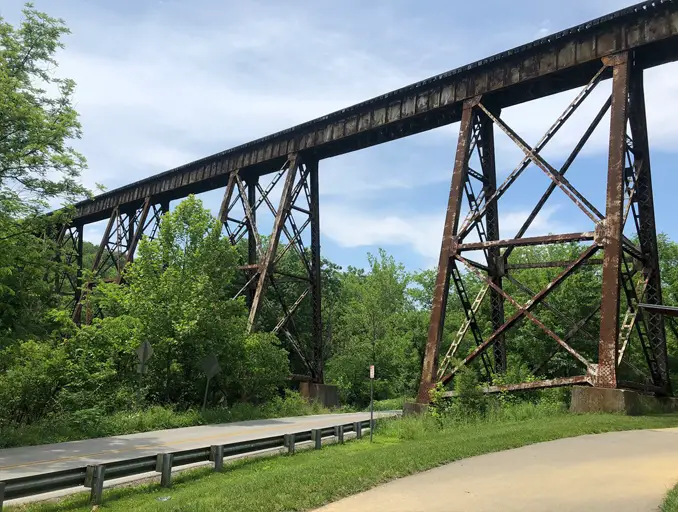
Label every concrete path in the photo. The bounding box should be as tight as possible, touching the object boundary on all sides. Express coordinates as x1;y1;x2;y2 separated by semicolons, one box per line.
0;411;392;481
316;428;678;512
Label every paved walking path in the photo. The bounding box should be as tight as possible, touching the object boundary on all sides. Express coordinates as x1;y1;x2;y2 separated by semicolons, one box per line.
316;428;678;512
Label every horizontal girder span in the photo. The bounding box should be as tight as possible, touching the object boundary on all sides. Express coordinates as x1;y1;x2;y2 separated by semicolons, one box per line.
73;1;678;224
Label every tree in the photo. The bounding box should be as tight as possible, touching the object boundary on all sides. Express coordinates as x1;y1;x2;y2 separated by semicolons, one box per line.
1;3;87;216
326;249;420;405
95;196;289;406
0;3;89;348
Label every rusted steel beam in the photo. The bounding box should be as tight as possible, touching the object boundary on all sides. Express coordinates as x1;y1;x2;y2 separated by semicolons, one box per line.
598;52;630;389
73;2;678;224
628;63;671;394
235;175;263;260
248;155;299;332
123;198;151;267
504;272;599;345
477;108;506;373
309;158;324;383
457;65;608;242
638;303;678;318
459;232;595;251
463;257;490;273
458;255;594;371
503;94;612;261
437;284;490;379
72;208;118;324
273;289;310;334
479;104;604;223
506;259;603;270
617;380;665;394
443;375;591;396
442;245;599;384
416;100;476;405
531;303;601;375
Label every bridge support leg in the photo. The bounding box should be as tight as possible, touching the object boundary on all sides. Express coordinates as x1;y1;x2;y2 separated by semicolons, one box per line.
309;158;323;382
246;177;258;309
627;61;671;395
416;99;477;405
221;156;327;384
477;108;506;373
598;53;629;388
71;198;166;325
413;56;667;404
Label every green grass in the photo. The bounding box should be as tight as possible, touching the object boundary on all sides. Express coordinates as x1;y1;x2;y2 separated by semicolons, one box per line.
0;393;354;449
14;410;678;512
662;483;678;512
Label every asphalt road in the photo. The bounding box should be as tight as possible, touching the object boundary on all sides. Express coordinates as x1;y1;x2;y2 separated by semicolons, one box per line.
0;411;391;482
316;427;678;512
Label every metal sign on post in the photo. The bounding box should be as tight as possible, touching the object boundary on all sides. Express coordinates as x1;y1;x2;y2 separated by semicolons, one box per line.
135;341;153;404
201;353;221;412
369;364;375;442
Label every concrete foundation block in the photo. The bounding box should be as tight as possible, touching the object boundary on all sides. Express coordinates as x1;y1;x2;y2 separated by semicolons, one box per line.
570;386;678;415
299;383;339;407
403;402;429;416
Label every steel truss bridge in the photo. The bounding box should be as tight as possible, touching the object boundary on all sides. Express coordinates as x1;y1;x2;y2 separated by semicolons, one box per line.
55;1;678;396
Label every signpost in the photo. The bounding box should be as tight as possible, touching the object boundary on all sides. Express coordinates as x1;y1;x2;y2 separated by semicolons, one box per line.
369;364;375;442
201;354;221;412
135;341;153;404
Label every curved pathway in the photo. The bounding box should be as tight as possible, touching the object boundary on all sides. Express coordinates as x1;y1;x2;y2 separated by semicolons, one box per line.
317;428;678;512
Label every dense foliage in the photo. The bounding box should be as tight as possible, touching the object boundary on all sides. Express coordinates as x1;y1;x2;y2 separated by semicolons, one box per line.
2;4;678;442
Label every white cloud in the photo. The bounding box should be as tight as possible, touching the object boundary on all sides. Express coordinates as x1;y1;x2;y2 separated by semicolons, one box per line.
320;202;572;268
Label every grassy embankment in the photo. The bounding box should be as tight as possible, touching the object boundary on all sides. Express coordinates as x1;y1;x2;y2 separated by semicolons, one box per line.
663;483;678;512
14;403;678;512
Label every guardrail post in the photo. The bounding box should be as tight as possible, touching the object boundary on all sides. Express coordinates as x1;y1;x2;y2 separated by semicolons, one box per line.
311;429;322;450
156;453;173;488
284;433;295;455
335;425;344;444
210;445;224;472
0;481;6;511
353;422;362;439
87;464;106;506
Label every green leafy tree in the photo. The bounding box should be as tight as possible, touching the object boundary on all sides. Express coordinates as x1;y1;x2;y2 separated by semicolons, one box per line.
0;3;89;347
326;249;420;405
95;196;289;406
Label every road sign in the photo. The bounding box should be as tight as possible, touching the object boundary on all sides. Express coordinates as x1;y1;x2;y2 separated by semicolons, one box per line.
201;354;221;380
136;363;148;375
136;341;153;363
369;365;375;379
201;353;221;412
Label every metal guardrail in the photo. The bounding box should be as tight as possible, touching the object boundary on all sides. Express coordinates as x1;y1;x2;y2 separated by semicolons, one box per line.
0;419;375;509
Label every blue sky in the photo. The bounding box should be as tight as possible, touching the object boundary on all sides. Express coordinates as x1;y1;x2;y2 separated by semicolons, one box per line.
3;0;678;272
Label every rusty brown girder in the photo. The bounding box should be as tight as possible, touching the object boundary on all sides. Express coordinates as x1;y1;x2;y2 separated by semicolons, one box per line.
417;49;671;404
71;1;678;225
70;199;168;325
219;154;324;383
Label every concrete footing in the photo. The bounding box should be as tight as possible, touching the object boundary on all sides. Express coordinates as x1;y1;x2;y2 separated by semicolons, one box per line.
570;386;678;415
403;402;429;415
299;382;339;407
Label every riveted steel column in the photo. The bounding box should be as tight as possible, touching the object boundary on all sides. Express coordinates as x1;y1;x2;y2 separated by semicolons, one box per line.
309;157;323;382
598;53;629;388
247;177;258;309
478;109;506;373
75;224;84;307
628;61;671;394
417;99;476;404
